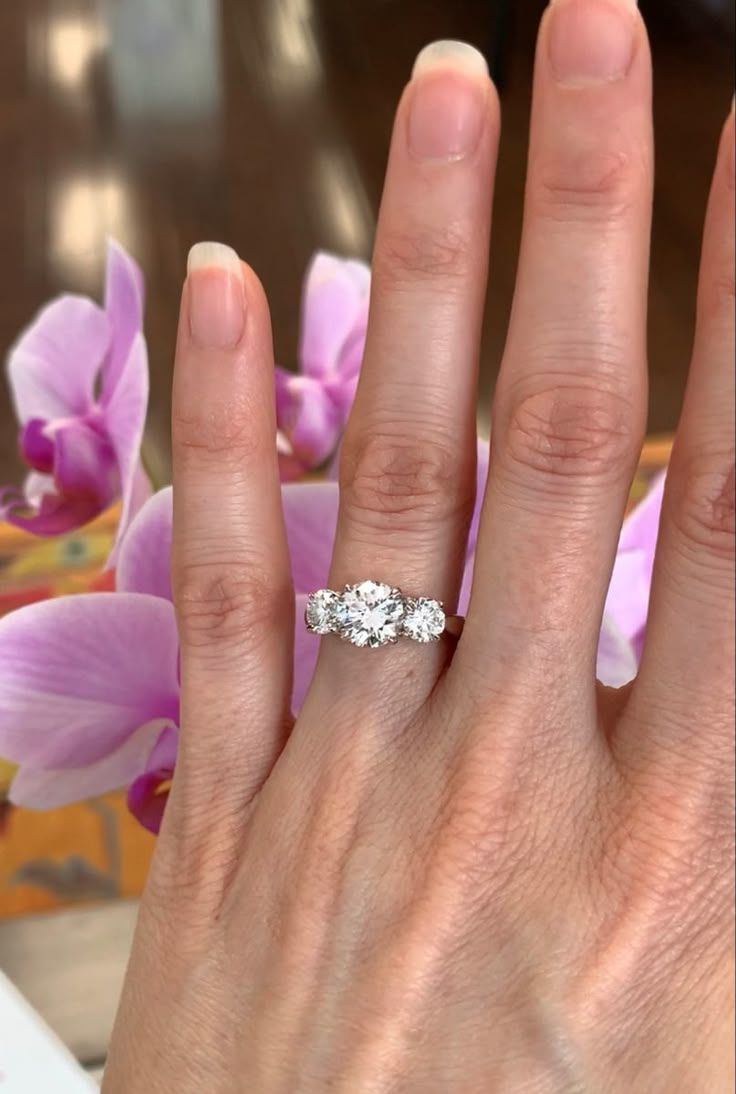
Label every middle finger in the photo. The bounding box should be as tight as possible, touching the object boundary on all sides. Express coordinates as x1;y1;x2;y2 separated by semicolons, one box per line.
462;0;653;705
323;42;499;663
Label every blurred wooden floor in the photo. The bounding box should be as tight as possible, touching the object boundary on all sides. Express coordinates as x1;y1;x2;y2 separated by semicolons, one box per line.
0;0;733;488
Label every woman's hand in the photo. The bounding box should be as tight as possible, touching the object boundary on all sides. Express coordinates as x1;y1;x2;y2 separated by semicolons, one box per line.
103;2;735;1090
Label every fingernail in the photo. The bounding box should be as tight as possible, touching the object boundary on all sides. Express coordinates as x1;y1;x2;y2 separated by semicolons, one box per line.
408;40;488;161
187;242;245;349
547;0;638;86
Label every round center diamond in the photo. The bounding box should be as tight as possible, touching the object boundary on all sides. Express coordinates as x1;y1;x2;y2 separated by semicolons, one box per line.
401;597;445;642
305;589;339;635
339;580;404;648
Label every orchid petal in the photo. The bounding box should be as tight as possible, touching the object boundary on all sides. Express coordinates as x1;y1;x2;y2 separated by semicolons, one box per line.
604;548;650;646
104;332;151;564
458;555;475;617
619;471;666;553
468;438;490;558
321;367;360;417
101;240;145;403
0;593;179;768
300;253;370;379
128;459;154;522
323;337;364;413
596;614;638;688
282;481;338;593
293;594;320;712
276;374;343;467
9;718;174;809
604;472;666;646
332;310;367;378
276;372;338;479
7;296;110;423
126;723;177;833
116;486;173;602
340;257;371;296
144;723;179;773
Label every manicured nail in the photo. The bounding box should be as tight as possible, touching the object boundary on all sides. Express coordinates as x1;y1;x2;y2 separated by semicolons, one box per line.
408;40;488;161
187;242;245;349
547;0;638;86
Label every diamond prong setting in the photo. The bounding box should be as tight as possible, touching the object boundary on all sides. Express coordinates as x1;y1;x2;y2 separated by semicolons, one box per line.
305;580;449;648
339;580;405;648
305;589;340;635
401;597;446;643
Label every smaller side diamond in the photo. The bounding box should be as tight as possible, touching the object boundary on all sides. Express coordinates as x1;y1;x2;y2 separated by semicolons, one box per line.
305;589;340;635
401;597;445;642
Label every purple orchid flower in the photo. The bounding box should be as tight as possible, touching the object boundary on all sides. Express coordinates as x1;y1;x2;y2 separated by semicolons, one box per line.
0;240;151;558
275;252;370;480
0;443;644;833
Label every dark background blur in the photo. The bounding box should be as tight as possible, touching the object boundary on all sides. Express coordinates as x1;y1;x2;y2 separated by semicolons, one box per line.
0;0;733;489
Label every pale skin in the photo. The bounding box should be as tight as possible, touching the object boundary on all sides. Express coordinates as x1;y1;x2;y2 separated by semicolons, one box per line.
103;1;735;1090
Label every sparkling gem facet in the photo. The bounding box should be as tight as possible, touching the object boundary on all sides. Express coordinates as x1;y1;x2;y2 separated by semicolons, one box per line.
339;580;404;648
305;589;340;634
401;597;445;642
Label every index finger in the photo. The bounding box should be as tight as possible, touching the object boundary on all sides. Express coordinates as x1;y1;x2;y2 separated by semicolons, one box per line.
171;243;293;815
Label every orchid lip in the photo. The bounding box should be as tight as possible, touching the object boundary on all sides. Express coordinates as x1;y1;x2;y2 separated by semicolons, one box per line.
19;419;55;472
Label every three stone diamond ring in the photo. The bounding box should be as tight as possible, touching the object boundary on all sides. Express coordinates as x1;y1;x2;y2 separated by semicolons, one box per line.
305;580;464;649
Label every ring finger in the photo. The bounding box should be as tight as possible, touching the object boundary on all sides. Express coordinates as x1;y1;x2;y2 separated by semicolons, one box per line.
313;41;500;691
